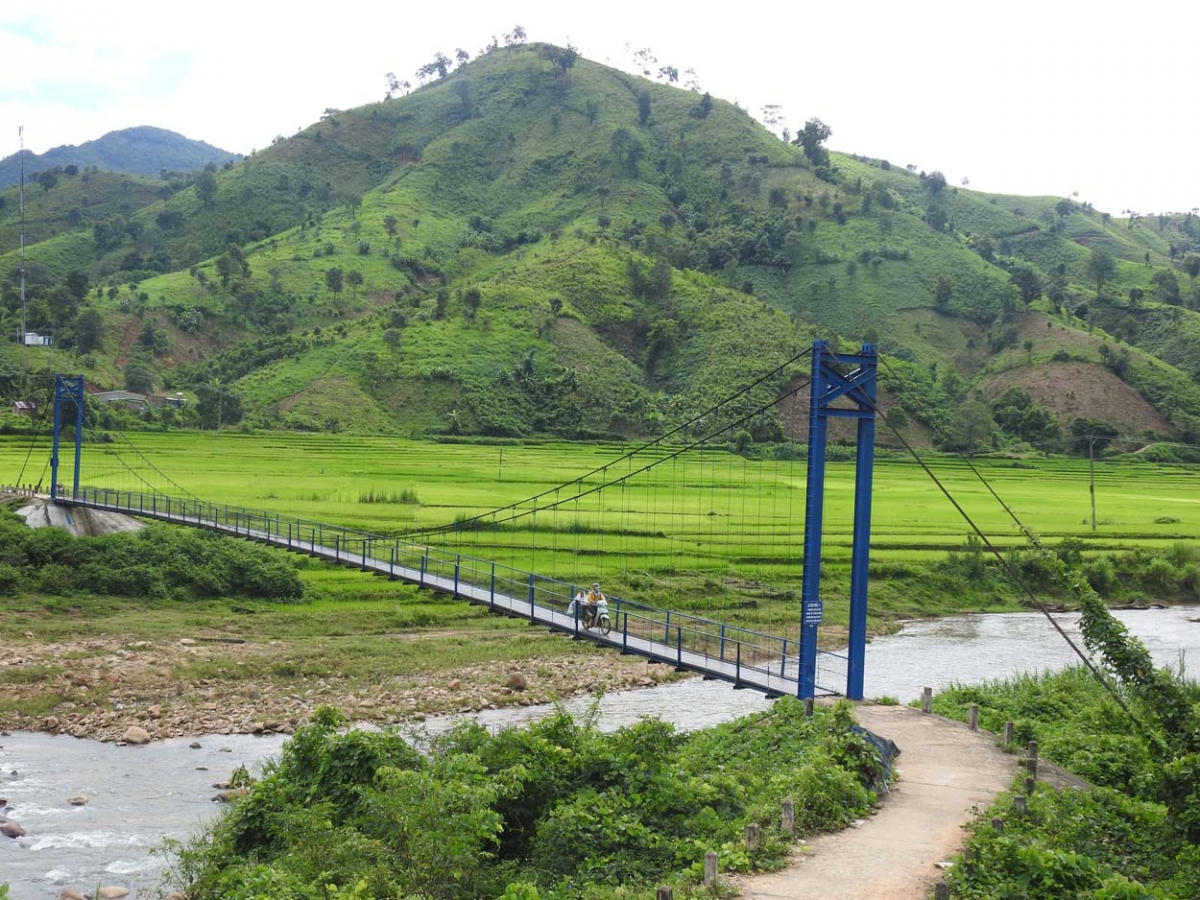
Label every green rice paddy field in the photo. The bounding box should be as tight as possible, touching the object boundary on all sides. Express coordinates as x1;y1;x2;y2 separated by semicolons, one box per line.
3;431;1198;633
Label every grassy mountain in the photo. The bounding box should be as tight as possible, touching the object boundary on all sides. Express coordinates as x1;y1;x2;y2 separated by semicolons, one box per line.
0;126;240;189
3;43;1200;452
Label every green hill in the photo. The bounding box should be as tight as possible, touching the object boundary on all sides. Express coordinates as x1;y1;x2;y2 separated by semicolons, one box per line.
3;43;1200;451
0;126;240;189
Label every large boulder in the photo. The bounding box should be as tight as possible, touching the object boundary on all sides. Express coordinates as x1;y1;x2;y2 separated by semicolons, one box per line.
120;725;152;745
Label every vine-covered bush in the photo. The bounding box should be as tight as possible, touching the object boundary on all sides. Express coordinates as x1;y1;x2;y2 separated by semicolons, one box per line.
169;700;888;899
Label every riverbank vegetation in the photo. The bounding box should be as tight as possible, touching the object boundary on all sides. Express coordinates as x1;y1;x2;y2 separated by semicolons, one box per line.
932;542;1200;899
167;698;887;899
0;508;303;601
935;668;1200;899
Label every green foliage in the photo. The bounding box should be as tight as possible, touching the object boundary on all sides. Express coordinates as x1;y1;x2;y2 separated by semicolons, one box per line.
170;698;886;898
0;509;303;601
939;668;1200;899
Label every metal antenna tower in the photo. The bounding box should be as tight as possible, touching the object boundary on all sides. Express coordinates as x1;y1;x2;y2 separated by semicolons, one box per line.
19;125;27;349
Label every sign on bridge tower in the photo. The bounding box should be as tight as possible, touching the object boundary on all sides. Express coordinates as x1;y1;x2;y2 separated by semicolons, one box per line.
798;341;877;700
50;374;85;501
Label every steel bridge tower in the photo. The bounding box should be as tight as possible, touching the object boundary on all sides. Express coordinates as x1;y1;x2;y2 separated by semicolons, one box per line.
798;341;877;700
50;374;85;500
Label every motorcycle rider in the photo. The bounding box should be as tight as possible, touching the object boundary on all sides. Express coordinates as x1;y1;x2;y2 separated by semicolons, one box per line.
581;582;606;627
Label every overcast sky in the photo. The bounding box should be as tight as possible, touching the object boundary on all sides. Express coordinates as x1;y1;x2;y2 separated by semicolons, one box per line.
1;0;1196;216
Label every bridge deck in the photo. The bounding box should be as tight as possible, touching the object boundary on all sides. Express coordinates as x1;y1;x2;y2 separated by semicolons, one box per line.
59;491;847;698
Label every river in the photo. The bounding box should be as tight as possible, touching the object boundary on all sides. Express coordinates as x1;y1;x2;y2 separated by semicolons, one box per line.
2;605;1197;899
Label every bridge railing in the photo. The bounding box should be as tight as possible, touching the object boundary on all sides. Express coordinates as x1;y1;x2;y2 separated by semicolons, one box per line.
70;486;846;694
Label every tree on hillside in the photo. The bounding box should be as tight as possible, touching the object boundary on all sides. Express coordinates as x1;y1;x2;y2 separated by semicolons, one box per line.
65;270;89;302
760;104;784;135
195;163;218;207
196;380;243;430
1087;247;1116;295
76;308;104;353
346;270;364;297
1152;269;1180;304
541;43;578;75
946;399;994;455
934;275;953;309
794;118;832;166
383;215;399;245
416;53;451;83
610;128;632;165
455;48;470;66
1184;254;1200;289
691;92;713;119
637;91;651;126
1008;265;1041;307
1070;417;1118;455
124;352;155;394
921;171;947;195
325;267;344;298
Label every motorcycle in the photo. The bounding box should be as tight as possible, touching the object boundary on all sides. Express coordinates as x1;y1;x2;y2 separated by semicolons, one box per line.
573;595;612;635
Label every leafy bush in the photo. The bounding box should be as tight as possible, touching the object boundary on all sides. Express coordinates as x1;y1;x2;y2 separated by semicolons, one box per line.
0;509;303;601
170;700;887;898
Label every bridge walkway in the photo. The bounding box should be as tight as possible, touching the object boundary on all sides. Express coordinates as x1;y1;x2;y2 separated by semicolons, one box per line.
59;489;848;698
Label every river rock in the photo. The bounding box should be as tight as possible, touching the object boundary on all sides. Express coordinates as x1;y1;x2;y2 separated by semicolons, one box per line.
98;887;131;899
189;741;202;749
67;794;91;806
214;787;251;802
506;671;528;692
121;725;152;744
44;716;60;730
448;678;461;690
60;890;87;900
1;820;25;837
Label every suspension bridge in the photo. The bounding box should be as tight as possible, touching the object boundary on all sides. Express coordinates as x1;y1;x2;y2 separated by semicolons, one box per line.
20;341;881;700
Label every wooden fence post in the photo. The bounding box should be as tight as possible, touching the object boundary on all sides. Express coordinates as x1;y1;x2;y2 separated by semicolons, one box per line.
935;882;951;900
1027;740;1039;778
992;817;1004;832
921;686;933;714
968;704;979;731
744;823;761;851
655;887;673;900
804;697;814;717
1003;721;1014;746
781;799;795;834
1025;776;1036;795
1014;795;1027;816
704;851;718;887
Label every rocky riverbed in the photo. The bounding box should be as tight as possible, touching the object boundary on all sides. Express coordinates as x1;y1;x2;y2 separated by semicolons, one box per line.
0;633;682;742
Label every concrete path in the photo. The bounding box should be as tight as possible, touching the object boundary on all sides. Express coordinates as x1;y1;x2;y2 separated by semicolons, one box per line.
735;703;1017;900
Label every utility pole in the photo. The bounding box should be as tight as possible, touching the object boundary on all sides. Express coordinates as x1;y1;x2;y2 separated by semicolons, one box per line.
19;125;27;354
1089;436;1097;532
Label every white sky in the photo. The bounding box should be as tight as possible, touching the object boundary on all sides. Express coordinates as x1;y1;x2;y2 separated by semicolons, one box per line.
1;0;1196;215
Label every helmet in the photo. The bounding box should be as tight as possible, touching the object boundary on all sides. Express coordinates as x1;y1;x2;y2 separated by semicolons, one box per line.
593;583;601;590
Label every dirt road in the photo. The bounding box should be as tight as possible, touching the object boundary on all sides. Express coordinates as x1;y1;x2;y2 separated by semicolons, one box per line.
737;703;1017;900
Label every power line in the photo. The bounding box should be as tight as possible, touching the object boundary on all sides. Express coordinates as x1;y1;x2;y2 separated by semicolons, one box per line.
875;356;1159;743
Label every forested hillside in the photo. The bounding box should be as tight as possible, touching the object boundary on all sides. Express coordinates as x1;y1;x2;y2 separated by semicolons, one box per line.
3;41;1200;452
